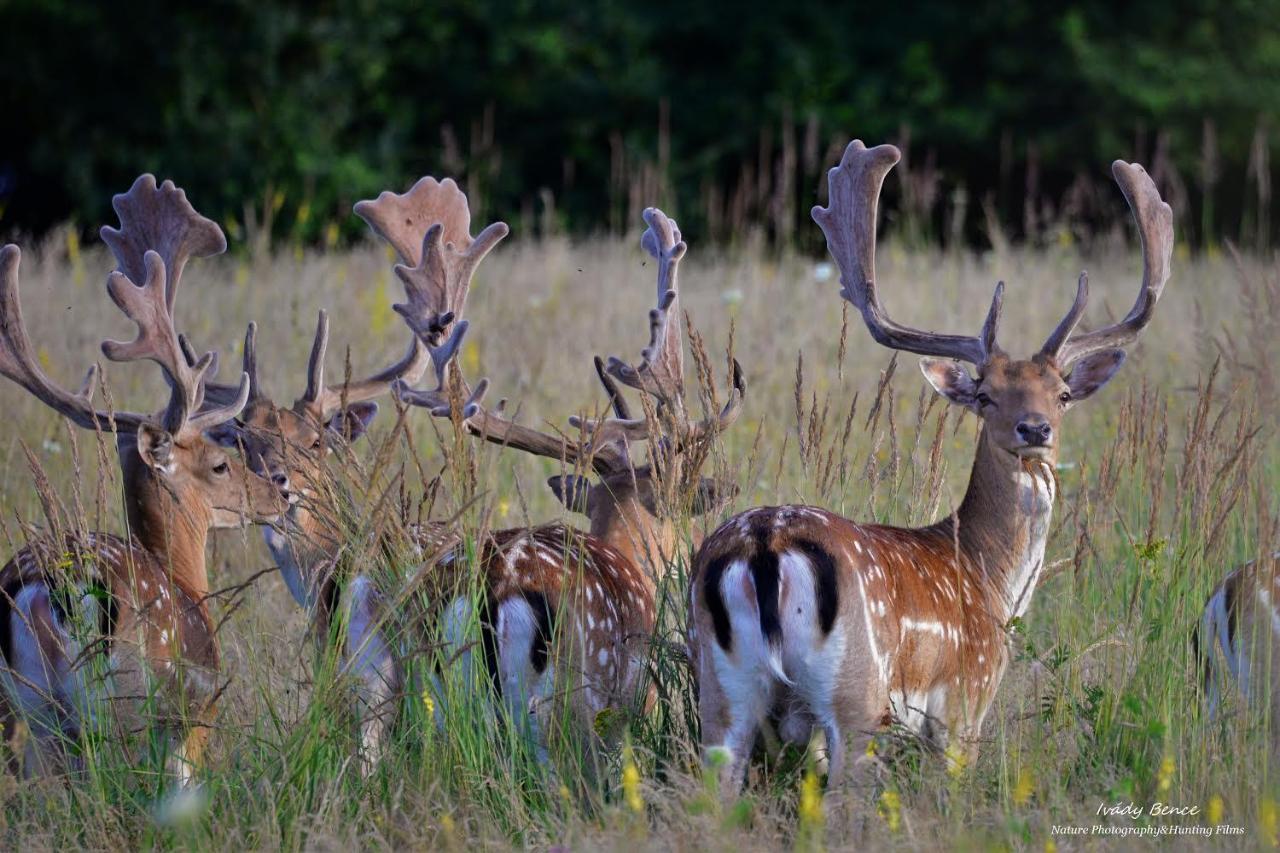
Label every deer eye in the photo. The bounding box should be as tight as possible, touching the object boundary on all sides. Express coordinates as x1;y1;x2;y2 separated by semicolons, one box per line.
212;461;230;476
311;436;323;450
975;392;995;408
1059;390;1072;405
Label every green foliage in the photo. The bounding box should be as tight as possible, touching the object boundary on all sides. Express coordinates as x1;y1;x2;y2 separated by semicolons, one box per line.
2;0;1279;246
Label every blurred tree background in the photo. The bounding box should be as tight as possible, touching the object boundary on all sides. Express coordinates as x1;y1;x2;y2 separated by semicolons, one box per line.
2;0;1278;249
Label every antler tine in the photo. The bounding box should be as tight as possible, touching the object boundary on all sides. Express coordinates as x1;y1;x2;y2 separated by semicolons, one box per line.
0;245;147;431
1038;273;1088;358
102;250;247;436
684;357;747;446
594;355;632;420
814;140;1000;366
392;320;487;419
571;356;748;458
99;174;227;315
300;310;330;409
242;321;262;402
395;324;630;475
292;306;433;420
193;322;262;410
603;207;687;414
1047;161;1174;368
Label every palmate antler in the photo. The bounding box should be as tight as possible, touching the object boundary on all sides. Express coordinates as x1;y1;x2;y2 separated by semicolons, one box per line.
193;179;495;423
572;208;746;458
1037;161;1174;368
253;176;508;424
0;244;246;440
103;251;248;436
396;205;745;477
0;174;247;438
813;142;1002;366
356;176;509;346
813;140;1174;369
100;174;228;315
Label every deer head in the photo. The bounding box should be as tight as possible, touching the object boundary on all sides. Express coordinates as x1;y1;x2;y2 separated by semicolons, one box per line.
0;175;287;549
812;141;1173;468
200;178;507;539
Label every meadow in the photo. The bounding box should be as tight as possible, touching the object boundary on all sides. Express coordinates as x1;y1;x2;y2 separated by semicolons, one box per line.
0;224;1275;851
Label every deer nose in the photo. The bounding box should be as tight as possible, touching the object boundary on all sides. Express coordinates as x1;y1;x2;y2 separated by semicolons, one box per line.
1016;418;1052;446
270;471;290;491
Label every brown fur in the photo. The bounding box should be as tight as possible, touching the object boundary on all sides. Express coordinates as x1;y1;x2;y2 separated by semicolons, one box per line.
690;347;1125;791
0;434;283;778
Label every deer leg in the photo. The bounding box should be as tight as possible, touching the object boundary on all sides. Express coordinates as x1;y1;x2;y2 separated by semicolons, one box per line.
169;723;210;786
343;576;401;772
9;584;80;778
699;643;771;796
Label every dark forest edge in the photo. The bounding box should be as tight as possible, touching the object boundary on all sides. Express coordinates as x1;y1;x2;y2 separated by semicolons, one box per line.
3;0;1278;250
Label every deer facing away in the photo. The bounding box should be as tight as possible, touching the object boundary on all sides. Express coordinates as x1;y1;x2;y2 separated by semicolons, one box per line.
1197;550;1280;749
688;140;1173;792
395;205;744;761
0;176;287;780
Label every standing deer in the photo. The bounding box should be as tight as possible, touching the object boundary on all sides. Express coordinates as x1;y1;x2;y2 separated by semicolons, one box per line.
394;207;744;757
200;176;501;766
0;175;287;780
689;140;1173;792
1197;551;1280;739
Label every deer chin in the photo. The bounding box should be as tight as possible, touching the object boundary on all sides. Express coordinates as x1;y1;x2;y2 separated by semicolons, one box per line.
1011;445;1053;461
212;503;286;529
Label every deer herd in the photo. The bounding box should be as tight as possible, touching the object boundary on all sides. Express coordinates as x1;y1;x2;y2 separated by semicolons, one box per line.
0;137;1270;801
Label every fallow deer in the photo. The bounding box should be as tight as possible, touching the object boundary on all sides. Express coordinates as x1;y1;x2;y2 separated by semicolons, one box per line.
0;175;287;780
200;176;502;765
689;140;1174;792
395;207;745;756
1197;551;1280;742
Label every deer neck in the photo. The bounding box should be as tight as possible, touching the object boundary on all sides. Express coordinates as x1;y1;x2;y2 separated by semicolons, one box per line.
118;439;211;601
951;427;1057;621
591;499;674;589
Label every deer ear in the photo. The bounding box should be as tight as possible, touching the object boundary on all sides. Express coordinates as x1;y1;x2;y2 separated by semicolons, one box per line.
1065;349;1126;403
548;475;591;515
136;423;177;474
327;402;379;443
920;358;979;410
691;476;737;516
204;420;244;449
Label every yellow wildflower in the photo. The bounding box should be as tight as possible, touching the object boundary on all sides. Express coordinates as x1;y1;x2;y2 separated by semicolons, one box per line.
1261;797;1278;847
1157;755;1175;793
462;340;481;375
420;690;435;718
798;767;824;829
1012;768;1034;806
1207;794;1224;825
878;789;901;833
622;748;643;814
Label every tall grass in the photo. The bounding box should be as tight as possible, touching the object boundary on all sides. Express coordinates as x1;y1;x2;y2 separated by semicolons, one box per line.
0;231;1275;850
